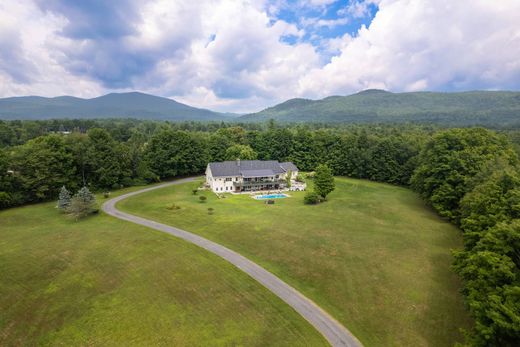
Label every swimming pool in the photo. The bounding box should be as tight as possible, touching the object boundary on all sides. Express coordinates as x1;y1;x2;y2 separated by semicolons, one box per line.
254;194;288;199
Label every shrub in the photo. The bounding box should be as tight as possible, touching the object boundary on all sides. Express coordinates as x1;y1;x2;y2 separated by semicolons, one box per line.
0;191;13;209
166;203;181;210
192;189;198;195
208;207;214;215
266;199;275;205
304;191;320;205
199;196;207;203
103;191;110;198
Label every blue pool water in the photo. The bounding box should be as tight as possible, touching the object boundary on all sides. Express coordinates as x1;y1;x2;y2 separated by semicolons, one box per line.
254;194;288;199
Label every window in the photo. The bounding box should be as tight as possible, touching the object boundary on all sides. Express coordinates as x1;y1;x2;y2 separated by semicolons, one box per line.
225;177;232;182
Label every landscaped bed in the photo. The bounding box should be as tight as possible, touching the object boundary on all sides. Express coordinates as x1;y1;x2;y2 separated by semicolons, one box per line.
118;177;473;347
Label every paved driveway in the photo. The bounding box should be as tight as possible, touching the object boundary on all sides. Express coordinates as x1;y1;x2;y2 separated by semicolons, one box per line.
102;177;362;347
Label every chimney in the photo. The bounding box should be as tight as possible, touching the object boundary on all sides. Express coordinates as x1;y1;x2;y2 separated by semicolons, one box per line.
236;158;240;167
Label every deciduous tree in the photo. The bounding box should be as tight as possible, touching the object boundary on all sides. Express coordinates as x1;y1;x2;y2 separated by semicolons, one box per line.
314;164;335;199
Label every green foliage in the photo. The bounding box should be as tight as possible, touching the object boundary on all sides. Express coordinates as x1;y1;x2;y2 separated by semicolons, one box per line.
145;129;208;178
295;174;305;183
286;169;292;188
85;128;131;189
460;159;520;246
67;187;97;220
57;186;71;211
411;128;517;221
453;221;520;346
314;164;335;199
208;133;232;162
11;134;76;202
224;144;258;160
406;130;520;345
303;191;320;205
199;196;207;203
0;191;12;209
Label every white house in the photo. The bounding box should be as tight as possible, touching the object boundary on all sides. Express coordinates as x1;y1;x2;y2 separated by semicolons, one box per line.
205;160;300;193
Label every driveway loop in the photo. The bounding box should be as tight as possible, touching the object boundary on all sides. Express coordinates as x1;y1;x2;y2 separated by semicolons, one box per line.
102;178;363;347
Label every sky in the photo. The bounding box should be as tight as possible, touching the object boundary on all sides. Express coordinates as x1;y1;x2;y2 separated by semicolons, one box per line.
0;0;519;113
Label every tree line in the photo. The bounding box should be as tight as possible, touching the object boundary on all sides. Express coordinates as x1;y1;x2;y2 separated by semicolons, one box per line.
0;119;519;344
411;128;519;346
0;121;434;208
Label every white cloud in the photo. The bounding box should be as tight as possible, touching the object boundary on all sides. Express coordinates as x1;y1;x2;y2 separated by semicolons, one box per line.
0;0;519;113
299;0;520;98
0;1;103;97
338;0;381;18
301;16;349;29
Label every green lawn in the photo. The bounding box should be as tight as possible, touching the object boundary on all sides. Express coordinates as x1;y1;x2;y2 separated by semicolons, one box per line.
118;177;473;346
0;189;327;346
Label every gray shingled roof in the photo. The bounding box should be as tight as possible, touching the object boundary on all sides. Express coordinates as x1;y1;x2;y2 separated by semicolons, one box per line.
241;169;275;178
280;162;298;172
208;160;297;177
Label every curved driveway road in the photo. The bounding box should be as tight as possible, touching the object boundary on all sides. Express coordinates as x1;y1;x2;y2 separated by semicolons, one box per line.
102;177;362;347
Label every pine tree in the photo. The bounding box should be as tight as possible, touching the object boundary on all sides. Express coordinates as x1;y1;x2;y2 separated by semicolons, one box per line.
57;186;71;211
314;164;335;199
68;186;96;220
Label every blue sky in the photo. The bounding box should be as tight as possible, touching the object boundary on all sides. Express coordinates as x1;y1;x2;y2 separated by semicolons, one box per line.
0;0;519;112
275;1;378;47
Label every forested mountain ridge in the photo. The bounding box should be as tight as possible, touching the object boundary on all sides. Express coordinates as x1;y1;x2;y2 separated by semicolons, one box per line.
0;92;238;121
242;90;520;125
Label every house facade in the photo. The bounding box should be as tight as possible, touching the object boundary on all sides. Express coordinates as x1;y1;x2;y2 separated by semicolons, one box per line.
205;160;299;193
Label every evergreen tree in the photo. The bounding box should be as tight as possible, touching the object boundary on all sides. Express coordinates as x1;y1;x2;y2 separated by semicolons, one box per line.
57;186;71;211
314;164;335;199
67;186;96;220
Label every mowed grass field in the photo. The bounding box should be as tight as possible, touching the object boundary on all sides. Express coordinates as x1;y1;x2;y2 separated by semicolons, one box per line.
119;177;473;346
0;189;327;346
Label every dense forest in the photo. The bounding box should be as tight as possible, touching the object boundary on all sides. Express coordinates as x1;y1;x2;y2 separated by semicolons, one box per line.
242;90;520;126
0;118;519;345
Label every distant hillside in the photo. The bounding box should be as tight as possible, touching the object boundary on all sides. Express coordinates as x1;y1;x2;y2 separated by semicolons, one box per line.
242;90;520;125
0;92;238;121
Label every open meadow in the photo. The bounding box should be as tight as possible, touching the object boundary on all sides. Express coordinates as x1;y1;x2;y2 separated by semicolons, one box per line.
118;177;473;346
0;189;327;346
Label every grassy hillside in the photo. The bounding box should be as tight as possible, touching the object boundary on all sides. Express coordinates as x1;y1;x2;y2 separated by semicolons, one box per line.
0;189;326;346
0;92;237;121
242;90;520;125
119;178;473;347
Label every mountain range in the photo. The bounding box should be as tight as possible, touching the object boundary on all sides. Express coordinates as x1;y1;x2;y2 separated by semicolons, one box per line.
0;92;238;121
243;90;520;126
1;90;519;126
